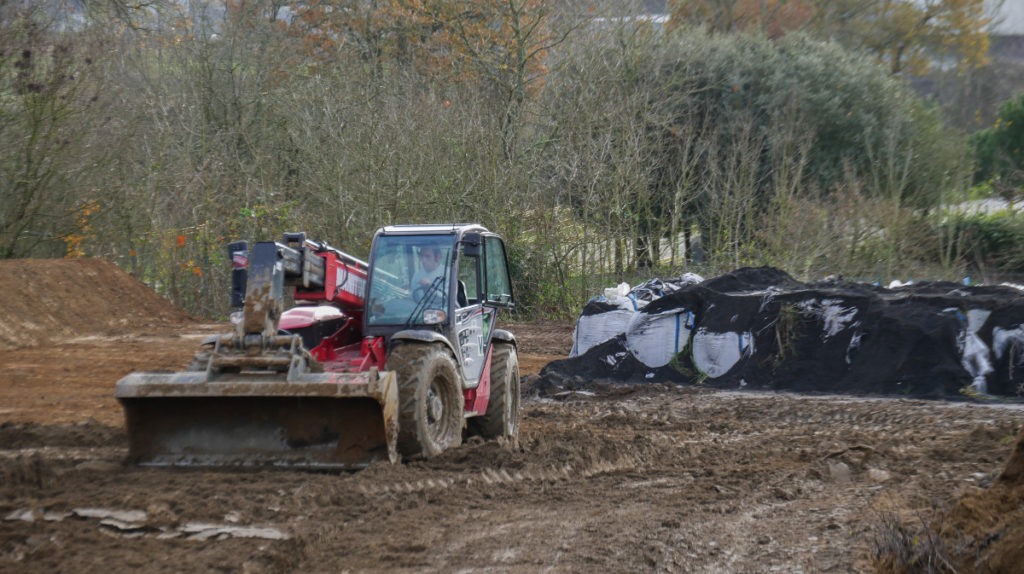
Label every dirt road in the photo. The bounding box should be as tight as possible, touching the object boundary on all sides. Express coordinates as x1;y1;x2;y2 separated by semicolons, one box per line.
1;259;1022;572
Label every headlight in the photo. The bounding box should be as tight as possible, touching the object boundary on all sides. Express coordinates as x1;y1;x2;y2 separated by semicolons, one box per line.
422;309;446;324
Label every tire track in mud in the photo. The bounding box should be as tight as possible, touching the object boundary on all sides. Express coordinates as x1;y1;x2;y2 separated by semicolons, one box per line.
354;454;646;497
344;390;1023;502
341;397;674;499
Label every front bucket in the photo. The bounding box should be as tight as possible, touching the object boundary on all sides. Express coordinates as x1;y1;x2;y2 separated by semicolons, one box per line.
115;368;398;469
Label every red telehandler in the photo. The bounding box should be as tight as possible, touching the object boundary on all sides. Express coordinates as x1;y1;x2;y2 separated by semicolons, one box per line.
115;224;519;468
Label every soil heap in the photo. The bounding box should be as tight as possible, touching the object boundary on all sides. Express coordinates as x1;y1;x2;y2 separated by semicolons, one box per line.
540;267;1024;399
938;428;1024;572
0;258;195;350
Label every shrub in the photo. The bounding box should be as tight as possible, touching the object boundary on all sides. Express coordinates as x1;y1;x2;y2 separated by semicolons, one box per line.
938;211;1024;275
970;92;1024;185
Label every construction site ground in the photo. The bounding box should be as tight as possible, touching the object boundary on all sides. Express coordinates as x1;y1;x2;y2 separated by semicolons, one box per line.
2;259;1023;572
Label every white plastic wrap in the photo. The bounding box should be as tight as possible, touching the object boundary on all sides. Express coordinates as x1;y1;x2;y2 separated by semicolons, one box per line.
624;309;694;368
570;310;636;357
691;329;754;378
960;309;993;393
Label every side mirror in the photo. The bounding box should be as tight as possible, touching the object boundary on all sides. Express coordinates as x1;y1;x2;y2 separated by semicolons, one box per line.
461;232;482;257
227;240;249;308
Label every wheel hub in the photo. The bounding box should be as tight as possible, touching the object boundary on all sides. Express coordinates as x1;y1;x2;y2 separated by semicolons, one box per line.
426;387;443;424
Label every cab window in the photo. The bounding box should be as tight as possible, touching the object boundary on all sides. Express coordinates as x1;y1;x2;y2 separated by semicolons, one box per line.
457;254;480;306
484;236;513;306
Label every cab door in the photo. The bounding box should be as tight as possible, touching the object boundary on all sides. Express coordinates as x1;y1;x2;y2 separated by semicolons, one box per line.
454;247;487;384
454;234;515;385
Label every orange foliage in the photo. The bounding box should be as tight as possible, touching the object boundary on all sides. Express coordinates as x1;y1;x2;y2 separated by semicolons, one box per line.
859;0;990;74
282;0;551;88
64;200;101;259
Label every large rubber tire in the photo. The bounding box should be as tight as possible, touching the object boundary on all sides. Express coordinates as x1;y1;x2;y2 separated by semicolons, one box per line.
470;342;520;439
389;343;465;459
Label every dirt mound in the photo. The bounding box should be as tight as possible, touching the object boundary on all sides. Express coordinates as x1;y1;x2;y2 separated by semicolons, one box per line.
0;258;195;349
938;429;1024;572
543;267;1024;399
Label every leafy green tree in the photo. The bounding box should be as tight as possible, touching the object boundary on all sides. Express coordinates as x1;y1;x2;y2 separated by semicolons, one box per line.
544;26;963;274
970;93;1024;191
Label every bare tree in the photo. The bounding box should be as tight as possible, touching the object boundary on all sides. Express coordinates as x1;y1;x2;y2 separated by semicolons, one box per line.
0;7;114;258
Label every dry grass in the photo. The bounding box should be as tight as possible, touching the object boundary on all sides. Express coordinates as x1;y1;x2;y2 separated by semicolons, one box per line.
871;511;961;574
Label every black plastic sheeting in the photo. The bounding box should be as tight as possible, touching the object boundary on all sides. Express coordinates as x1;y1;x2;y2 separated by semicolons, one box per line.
538;267;1024;400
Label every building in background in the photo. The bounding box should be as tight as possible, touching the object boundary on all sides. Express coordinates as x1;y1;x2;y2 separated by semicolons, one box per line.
989;0;1024;64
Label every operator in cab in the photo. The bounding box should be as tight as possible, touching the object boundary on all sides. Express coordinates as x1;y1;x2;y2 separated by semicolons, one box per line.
368;238;452;324
412;246;444;301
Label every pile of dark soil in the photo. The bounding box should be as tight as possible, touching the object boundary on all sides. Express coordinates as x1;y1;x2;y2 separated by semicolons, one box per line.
539;267;1024;399
0;258;195;349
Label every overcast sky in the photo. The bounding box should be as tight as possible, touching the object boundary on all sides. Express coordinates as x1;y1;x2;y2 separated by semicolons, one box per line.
989;0;1024;34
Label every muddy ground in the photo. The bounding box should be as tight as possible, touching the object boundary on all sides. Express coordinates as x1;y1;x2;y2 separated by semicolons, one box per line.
2;259;1023;572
